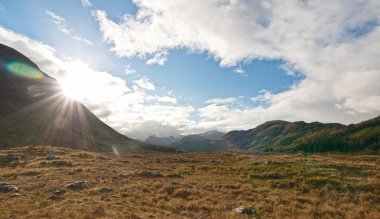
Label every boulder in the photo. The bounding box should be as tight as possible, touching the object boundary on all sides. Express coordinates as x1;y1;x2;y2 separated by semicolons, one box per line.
233;206;256;215
264;160;278;165
0;154;21;165
65;181;88;190
209;159;218;164
99;187;113;193
0;183;19;193
137;170;163;178
53;188;66;196
51;160;73;167
48;195;62;201
10;193;22;198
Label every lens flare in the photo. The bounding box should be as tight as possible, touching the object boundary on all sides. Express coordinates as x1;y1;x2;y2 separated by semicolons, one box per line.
27;85;46;97
4;61;44;79
112;145;120;157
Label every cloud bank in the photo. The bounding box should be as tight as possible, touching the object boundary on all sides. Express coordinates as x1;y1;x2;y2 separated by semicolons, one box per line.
94;0;380;132
46;10;93;45
0;27;193;139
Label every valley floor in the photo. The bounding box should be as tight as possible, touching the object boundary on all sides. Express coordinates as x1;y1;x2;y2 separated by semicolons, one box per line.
0;146;379;218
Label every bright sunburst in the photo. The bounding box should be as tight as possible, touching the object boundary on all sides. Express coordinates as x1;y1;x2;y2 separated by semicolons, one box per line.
59;61;97;100
59;61;123;101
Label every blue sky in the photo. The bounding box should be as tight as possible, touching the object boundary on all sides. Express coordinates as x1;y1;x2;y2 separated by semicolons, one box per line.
0;0;300;107
0;0;379;139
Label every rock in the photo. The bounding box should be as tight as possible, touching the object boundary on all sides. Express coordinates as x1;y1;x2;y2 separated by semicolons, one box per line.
67;169;83;175
137;170;163;178
0;154;21;165
48;195;62;201
233;206;256;215
166;173;182;178
51;160;73;167
65;181;88;190
118;160;129;164
209;159;218;164
264;160;278;165
53;188;66;196
46;151;58;160
119;173;129;178
0;183;19;193
3;154;21;162
10;193;22;198
46;156;59;160
97;156;109;160
99;187;113;193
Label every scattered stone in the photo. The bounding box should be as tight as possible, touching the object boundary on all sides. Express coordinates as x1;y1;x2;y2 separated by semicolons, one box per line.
48;195;62;201
233;206;256;215
51;160;73;167
137;170;163;178
119;173;129;178
77;153;93;159
99;187;113;193
53;188;66;196
166;173;182;178
46;156;58;160
10;193;22;198
209;159;218;164
0;183;19;193
46;151;58;160
3;154;21;162
67;169;83;175
97;156;109;160
264;160;278;165
0;154;21;165
65;181;88;190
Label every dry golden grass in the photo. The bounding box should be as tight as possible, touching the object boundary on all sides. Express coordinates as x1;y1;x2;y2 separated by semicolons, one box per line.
0;146;379;218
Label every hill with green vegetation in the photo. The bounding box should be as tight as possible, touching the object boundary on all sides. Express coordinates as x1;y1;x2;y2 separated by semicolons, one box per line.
222;117;380;153
0;44;174;153
174;131;225;152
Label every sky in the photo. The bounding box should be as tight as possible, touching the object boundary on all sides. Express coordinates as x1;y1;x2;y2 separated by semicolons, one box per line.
0;0;379;140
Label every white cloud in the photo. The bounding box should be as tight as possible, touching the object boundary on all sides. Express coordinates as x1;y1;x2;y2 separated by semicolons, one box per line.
46;10;93;45
146;51;168;65
233;67;246;75
146;95;177;104
0;27;195;139
94;0;380;130
133;77;156;91
205;97;237;105
124;64;136;75
81;0;92;8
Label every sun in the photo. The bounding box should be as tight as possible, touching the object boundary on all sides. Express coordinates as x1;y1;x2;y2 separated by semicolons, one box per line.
59;61;94;100
60;76;83;100
59;60;116;102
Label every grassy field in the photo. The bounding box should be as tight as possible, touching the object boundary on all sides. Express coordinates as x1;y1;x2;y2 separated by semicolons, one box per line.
0;146;379;218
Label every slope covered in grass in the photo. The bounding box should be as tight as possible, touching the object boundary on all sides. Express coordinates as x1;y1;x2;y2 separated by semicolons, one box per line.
0;44;173;152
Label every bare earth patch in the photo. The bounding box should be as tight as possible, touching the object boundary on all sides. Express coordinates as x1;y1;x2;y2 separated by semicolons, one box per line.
0;146;379;218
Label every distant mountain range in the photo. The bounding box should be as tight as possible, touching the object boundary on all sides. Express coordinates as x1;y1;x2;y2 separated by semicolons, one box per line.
222;117;380;153
0;44;174;152
145;135;183;147
1;44;378;154
147;118;379;153
145;130;225;152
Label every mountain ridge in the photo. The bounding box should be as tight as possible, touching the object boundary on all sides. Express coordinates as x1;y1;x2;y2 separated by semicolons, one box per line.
221;117;380;153
0;44;174;152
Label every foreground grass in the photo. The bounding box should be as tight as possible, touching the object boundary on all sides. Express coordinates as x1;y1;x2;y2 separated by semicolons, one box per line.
0;146;379;218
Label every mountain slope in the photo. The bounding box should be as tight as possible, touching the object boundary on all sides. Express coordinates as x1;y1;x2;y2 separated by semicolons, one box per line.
145;135;183;147
222;117;380;153
176;131;225;152
0;44;173;152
